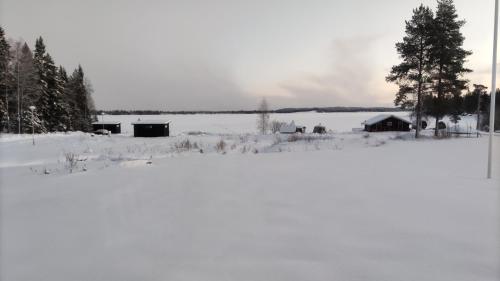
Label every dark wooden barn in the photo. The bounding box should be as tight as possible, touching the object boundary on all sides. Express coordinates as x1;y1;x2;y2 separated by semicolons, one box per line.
92;121;121;134
132;120;171;137
363;114;411;132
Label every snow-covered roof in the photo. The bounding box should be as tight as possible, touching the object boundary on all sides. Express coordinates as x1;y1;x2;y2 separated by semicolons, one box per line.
132;120;171;125
363;114;410;126
280;121;297;133
92;121;121;125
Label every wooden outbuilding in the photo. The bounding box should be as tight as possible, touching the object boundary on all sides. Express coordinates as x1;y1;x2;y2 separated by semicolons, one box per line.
363;114;411;132
92;121;121;134
132;120;171;137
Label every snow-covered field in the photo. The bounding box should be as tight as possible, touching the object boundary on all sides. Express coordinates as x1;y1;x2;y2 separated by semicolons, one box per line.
1;112;499;281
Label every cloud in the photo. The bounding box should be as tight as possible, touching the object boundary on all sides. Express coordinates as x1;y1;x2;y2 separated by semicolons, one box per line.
97;60;256;111
261;36;389;108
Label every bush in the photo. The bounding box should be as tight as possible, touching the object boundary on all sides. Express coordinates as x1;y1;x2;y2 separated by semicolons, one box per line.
64;152;79;173
287;134;299;142
174;139;199;152
215;139;227;153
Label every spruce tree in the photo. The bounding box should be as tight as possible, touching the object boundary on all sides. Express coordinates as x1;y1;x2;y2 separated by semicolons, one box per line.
387;5;434;138
44;53;70;131
33;37;50;131
21;108;46;134
58;65;73;130
68;65;92;132
18;43;38;132
32;37;70;132
428;0;472;135
0;26;11;132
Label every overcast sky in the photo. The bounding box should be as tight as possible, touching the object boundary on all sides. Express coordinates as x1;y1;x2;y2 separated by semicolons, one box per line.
1;0;497;110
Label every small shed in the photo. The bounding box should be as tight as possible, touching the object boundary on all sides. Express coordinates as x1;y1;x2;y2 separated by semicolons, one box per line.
363;114;411;132
280;121;306;134
313;125;327;134
132;120;171;137
92;121;121;134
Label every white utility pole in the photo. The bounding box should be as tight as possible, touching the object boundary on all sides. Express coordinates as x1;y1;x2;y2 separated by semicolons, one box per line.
101;112;105;131
488;0;499;179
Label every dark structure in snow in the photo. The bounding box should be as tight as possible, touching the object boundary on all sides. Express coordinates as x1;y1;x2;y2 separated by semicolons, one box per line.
92;122;121;134
363;114;411;132
132;120;171;137
313;125;327;134
412;120;428;130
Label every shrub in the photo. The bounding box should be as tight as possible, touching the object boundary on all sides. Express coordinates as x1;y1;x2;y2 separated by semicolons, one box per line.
174;139;199;152
288;134;299;142
64;152;79;173
215;139;227;153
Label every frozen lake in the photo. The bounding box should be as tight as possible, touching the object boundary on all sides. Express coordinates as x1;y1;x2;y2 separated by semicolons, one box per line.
97;111;478;135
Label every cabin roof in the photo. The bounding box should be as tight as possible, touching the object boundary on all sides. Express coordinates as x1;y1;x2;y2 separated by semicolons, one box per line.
363;114;410;126
132;120;171;125
92;121;121;125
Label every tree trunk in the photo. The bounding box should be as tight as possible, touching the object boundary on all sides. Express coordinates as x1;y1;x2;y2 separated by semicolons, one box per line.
434;65;443;137
476;92;481;130
416;40;424;139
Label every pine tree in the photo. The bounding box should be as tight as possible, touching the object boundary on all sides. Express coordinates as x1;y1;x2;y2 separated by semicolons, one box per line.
387;5;434;138
428;0;472;135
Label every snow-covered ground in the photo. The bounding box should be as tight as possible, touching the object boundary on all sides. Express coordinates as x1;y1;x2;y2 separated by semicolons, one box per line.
1;112;499;281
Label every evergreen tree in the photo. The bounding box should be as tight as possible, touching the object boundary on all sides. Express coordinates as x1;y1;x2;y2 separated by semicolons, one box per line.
58;65;73;130
68;65;92;131
0;26;10;132
32;37;69;131
33;37;50;130
17;43;39;132
462;84;488;130
44;53;70;131
387;5;434;138
428;0;472;135
21;108;46;134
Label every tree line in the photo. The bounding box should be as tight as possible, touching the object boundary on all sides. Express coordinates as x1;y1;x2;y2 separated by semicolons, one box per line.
388;0;499;137
0;26;95;134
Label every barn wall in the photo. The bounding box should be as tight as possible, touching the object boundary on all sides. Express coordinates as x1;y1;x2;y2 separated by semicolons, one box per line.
365;117;410;132
133;124;169;137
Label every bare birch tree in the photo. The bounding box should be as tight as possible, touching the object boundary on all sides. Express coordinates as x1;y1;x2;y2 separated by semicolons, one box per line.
256;97;270;134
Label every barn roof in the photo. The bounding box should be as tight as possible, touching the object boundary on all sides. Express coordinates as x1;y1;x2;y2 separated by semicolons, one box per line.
132;120;171;125
92;121;121;125
363;114;411;126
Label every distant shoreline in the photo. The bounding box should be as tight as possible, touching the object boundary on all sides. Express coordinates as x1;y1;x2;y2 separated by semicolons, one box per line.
96;107;404;115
